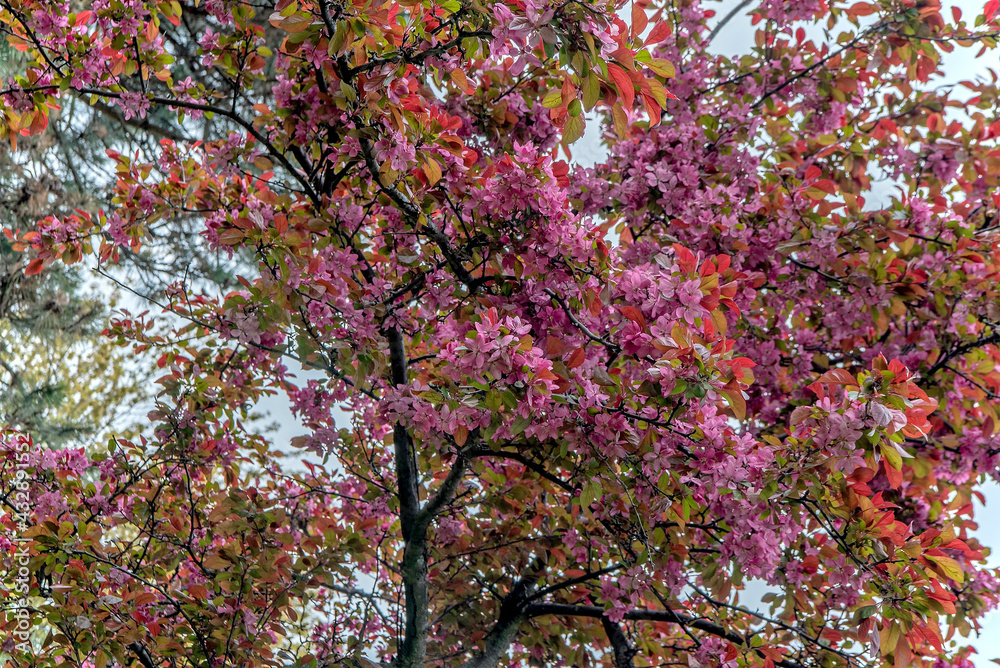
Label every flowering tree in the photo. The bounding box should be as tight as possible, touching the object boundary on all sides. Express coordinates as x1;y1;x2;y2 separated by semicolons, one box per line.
3;0;1000;665
0;136;151;446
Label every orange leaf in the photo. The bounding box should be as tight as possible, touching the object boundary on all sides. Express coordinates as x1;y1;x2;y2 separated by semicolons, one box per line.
280;13;313;33
926;554;964;584
133;592;157;606
721;380;747;421
450;68;473;94
422;159;443;186
188;584;209;600
884;460;902;489
611;103;628;139
894;634;912;668
29;111;48;135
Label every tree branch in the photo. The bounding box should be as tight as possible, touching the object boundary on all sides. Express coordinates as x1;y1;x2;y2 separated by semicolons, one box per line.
927;331;1000;378
601;616;637;668
467;446;575;492
128;642;157;668
527;564;624;602
412;449;468;536
543;288;620;354
75;87;321;204
523;604;809;668
457;559;545;668
83;96;193;142
345;30;493;79
387;325;428;668
357;136;480;292
706;0;754;45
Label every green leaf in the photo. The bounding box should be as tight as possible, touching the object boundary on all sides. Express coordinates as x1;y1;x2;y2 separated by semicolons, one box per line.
581;479;601;508
879;440;902;471
510;414;531;436
329;22;349;54
339;81;357;102
582;73;601;110
856;605;877;620
647;58;675;78
927;554;965;585
562;114;585;145
541;88;564;109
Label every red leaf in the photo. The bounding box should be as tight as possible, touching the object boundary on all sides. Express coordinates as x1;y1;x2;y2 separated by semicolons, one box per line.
848;467;876;483
789;405;812;426
29;111;48;135
887;358;909;378
588;289;603;316
645;20;671;44
619;305;647;331
672;244;697;272
813;179;838;195
884;459;902;489
806;381;825;399
815;368;858;387
218;228;245;245
641;92;661;126
724;643;738;662
567;347;586;369
25;258;44;276
847;2;875;16
607;63;635;109
631;3;648;39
